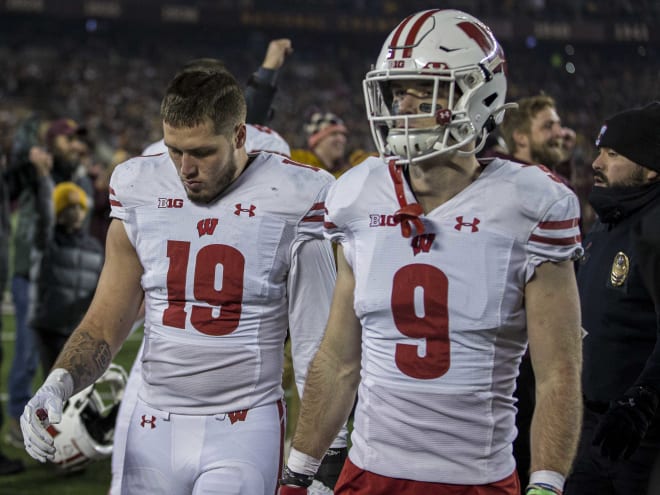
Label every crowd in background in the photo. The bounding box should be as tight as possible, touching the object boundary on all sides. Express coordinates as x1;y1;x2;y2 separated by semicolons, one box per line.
1;22;656;237
1;15;658;165
0;10;657;243
0;3;659;487
248;0;660;20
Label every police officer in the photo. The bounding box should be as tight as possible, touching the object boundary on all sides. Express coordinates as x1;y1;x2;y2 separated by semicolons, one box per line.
566;101;660;495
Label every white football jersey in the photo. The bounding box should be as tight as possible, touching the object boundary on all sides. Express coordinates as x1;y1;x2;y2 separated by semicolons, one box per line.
324;156;583;484
109;152;335;414
141;124;291;157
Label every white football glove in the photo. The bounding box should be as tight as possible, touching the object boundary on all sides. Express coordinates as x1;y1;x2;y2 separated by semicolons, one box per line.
308;480;333;494
20;368;74;462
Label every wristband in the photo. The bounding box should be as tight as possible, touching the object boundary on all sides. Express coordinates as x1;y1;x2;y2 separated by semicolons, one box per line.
280;465;314;488
526;485;562;495
247;68;278;92
526;469;564;495
529;470;564;491
287;447;322;476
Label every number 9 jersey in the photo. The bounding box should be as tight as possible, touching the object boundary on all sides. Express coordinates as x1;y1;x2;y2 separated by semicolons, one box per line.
109;151;335;415
323;156;583;484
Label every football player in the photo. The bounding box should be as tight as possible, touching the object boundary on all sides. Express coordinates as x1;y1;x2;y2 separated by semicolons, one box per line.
21;69;338;495
281;9;583;495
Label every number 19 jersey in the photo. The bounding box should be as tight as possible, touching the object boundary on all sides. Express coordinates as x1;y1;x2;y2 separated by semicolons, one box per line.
324;157;583;484
109;151;335;415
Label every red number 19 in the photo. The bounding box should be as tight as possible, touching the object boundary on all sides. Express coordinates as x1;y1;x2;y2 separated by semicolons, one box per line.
163;240;245;336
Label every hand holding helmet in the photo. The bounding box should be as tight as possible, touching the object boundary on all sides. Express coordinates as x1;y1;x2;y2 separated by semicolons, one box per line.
21;364;128;470
20;368;74;463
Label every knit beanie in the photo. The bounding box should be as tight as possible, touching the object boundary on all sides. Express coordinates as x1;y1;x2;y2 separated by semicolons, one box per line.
595;101;660;173
304;111;348;149
46;118;78;148
53;182;88;216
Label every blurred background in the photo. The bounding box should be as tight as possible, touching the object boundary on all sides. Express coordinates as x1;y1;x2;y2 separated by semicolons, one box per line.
1;0;658;166
0;1;658;492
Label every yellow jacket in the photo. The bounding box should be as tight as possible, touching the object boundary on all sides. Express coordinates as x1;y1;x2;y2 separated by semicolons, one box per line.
290;148;376;178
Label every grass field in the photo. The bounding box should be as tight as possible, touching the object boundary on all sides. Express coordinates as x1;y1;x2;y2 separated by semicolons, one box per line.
1;313;143;495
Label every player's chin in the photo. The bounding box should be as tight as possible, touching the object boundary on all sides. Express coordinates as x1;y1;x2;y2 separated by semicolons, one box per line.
185;189;213;204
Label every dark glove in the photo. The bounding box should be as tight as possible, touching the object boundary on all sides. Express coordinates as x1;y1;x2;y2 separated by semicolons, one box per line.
279;465;313;494
592;385;659;461
314;447;347;489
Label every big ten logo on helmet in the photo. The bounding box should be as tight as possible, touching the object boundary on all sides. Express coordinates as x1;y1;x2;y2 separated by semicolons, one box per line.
369;214;400;227
158;198;184;208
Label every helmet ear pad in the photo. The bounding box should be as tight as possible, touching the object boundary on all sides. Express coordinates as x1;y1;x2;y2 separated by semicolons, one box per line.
449;68;507;144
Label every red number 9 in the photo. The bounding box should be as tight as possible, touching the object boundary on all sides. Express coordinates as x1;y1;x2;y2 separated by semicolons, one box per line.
391;264;450;379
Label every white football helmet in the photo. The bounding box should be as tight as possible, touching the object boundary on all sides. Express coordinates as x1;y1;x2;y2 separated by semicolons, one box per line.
48;363;128;471
363;9;511;163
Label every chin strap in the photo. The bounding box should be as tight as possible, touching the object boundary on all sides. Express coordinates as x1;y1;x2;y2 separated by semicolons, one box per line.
388;160;425;238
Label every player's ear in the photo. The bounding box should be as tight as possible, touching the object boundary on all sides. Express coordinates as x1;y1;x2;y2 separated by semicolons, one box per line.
234;123;247;149
513;128;528;152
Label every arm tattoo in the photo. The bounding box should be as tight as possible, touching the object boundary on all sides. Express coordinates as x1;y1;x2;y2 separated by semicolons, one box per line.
54;331;112;392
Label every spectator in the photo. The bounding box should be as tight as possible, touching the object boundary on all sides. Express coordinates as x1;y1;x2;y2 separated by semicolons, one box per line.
281;9;583;495
245;38;293;124
292;110;352;176
5;117;91;447
29;180;104;373
498;93;574;184
565;101;660;495
89;148;129;248
0;146;25;475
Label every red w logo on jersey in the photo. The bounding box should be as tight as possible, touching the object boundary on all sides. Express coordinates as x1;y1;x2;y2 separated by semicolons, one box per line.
228;409;249;424
412;233;436;256
197;218;218;237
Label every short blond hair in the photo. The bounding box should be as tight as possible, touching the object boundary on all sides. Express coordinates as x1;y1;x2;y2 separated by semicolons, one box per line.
500;94;556;155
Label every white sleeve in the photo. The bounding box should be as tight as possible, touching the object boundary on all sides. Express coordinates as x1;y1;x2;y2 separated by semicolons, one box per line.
287;238;349;447
525;192;584;282
287;237;336;399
